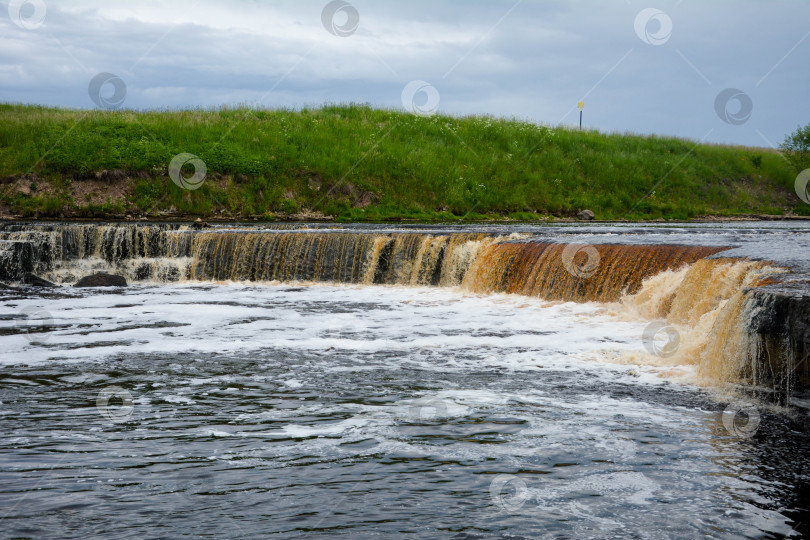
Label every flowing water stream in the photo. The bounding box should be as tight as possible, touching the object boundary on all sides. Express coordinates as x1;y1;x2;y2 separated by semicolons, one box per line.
1;221;809;538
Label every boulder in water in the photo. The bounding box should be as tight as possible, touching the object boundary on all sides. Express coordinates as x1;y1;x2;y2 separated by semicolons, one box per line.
74;273;128;288
23;273;57;288
577;209;595;221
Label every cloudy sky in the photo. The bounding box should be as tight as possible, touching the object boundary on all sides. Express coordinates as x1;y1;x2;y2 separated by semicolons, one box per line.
1;0;808;147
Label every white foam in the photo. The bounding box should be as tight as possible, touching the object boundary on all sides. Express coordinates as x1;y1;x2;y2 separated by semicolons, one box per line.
279;418;370;438
162;395;194;405
0;281;689;390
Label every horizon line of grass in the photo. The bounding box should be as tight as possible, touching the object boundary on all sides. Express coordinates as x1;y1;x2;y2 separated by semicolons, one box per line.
0;100;784;152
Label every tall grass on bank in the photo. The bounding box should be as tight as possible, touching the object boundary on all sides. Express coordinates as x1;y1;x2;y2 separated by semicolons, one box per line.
0;103;803;221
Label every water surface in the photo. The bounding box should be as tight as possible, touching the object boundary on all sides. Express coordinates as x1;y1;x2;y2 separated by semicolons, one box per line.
1;282;808;538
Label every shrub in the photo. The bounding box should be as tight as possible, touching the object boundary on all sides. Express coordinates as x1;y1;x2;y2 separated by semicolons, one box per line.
780;122;810;172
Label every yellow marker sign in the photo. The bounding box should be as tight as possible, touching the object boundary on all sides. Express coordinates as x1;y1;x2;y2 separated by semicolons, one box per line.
577;101;584;110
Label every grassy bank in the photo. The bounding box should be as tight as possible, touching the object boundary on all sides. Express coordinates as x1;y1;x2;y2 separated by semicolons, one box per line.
0;103;805;221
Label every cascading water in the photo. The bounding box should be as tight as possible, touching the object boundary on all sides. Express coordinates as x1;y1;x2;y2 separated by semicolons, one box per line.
614;258;794;395
188;230;495;286
461;241;729;302
0;222;805;396
0;223;194;284
0;223;731;296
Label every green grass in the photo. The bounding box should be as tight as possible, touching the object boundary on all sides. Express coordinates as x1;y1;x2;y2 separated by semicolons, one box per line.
0;102;805;221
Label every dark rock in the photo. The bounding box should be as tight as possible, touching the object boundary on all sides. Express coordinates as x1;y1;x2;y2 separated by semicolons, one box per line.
577;209;595;220
23;273;57;287
74;273;128;288
192;218;210;229
746;286;810;394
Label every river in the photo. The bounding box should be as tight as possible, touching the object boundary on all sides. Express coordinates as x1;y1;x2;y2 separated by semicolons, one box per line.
1;221;809;538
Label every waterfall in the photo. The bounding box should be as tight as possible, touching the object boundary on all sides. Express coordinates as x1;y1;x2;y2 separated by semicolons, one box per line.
461;242;728;302
1;222;805;397
616;258;792;395
187;231;493;285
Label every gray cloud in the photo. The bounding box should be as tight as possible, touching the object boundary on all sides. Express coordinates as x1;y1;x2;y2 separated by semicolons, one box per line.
0;0;808;147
